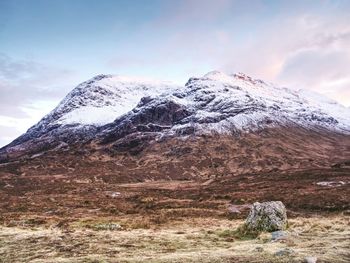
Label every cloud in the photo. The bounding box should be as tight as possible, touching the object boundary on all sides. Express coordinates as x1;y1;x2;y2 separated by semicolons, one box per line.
0;54;76;116
277;48;350;88
216;10;350;107
0;54;77;146
0;126;20;148
141;1;350;106
277;48;350;106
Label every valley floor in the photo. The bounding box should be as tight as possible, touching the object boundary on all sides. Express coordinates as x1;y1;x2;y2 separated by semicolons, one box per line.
0;167;349;262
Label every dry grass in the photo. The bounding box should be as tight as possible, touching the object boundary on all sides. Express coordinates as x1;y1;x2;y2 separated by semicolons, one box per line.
0;214;349;263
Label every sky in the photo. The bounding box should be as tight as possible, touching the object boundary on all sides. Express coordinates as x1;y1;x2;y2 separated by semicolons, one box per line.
0;0;350;147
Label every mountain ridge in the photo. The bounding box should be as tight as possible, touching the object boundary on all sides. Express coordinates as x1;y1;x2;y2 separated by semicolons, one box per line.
1;71;349;168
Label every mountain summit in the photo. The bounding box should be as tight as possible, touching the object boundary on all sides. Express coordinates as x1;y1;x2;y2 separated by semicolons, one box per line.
1;71;349;177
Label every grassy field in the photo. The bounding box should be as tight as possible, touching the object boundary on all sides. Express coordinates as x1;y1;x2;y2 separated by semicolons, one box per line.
0;214;349;263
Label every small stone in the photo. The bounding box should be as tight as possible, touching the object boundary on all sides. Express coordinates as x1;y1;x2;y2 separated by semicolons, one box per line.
254;246;264;252
274;248;295;257
105;191;121;198
110;192;121;198
245;201;287;232
93;223;122;231
305;256;317;263
271;230;289;241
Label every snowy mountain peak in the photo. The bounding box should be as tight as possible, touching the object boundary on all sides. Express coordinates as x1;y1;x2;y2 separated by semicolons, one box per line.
203;70;228;78
54;71;349;134
194;71;267;88
4;71;350;155
232;72;266;85
28;74;180;135
25;72;350;134
87;74;114;82
202;70;239;83
176;71;350;134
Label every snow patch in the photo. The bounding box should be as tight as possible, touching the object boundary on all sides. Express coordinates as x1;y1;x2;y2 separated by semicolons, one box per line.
316;181;346;187
44;75;180;126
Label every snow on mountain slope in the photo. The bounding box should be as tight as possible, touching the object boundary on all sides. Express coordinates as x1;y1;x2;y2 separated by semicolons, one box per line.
25;71;350;135
100;71;350;139
52;74;180;126
298;89;350;128
3;70;350;155
181;71;350;132
2;74;180;149
1;70;350;164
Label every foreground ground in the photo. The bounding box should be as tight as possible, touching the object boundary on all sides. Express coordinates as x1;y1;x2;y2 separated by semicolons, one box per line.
0;166;349;262
0;215;349;263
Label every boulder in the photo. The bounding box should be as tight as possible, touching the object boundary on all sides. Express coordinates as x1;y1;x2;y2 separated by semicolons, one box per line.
245;201;287;232
305;256;317;263
271;230;290;241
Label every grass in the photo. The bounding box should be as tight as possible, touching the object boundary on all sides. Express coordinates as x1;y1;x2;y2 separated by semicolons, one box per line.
0;215;349;263
213;226;258;240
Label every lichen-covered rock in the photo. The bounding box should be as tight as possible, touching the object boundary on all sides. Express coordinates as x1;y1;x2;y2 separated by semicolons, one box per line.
245;201;287;232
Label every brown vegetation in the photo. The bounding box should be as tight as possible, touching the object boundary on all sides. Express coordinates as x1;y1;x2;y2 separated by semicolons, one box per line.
0;129;349;262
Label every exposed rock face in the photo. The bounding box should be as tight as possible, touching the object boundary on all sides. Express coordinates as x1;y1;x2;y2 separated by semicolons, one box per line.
245;201;287;232
98;99;192;145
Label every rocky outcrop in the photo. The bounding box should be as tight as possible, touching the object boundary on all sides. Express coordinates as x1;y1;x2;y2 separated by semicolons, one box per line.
245;201;287;232
98;99;191;145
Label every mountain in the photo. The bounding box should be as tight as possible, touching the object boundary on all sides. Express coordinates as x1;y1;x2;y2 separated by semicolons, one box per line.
1;71;349;180
98;70;350;140
1;74;179;159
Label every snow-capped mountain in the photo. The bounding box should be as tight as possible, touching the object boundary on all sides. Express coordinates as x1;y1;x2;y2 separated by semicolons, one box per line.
177;71;350;133
4;74;180;148
1;71;350;165
97;71;350;143
51;74;179;126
